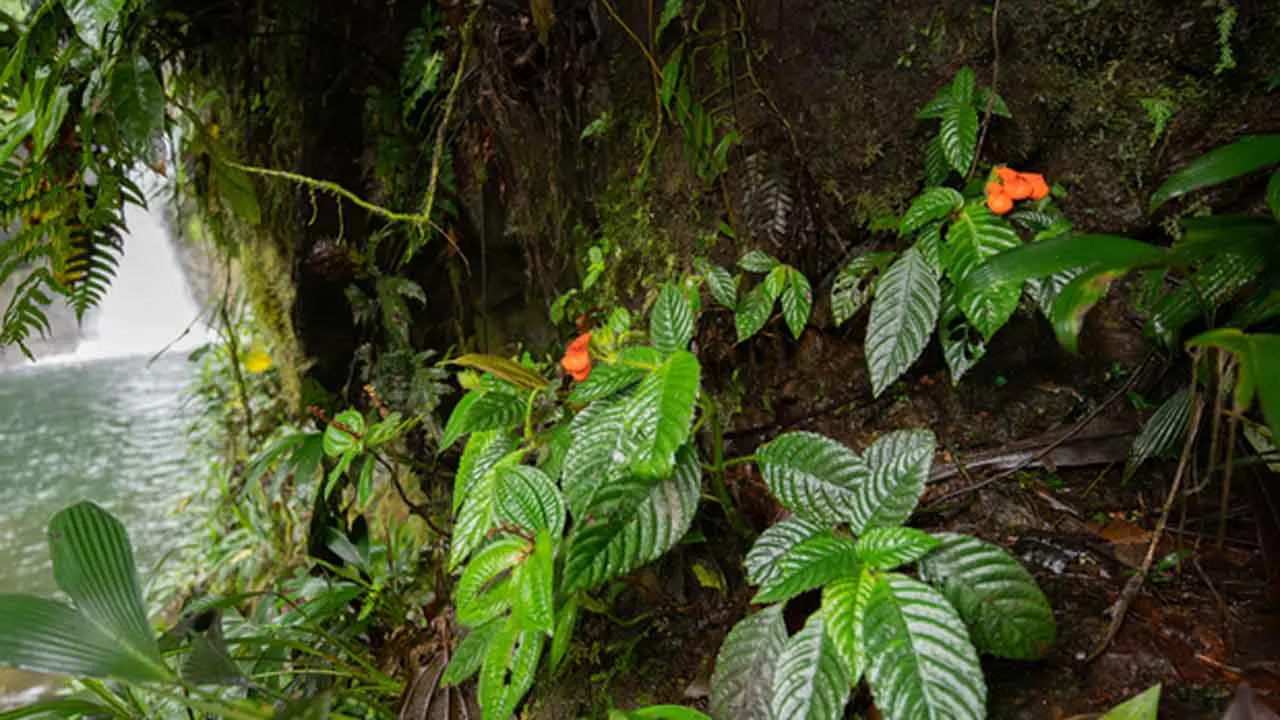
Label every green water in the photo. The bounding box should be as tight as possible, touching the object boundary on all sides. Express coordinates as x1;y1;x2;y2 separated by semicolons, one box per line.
0;352;202;597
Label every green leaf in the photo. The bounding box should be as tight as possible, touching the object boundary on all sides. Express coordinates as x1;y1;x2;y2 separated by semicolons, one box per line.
949;68;976;106
860;429;934;531
65;0;126;48
1100;684;1161;720
940;102;978;175
0;595;167;682
946;204;1022;339
441;390;524;450
452;444;523;571
831;251;895;327
495;466;566;538
1147;252;1264;346
866;248;940;397
900;188;964;235
442;619;502;687
611;707;712;720
323;409;365;457
1050;268;1123;353
855;527;941;570
651;282;695;354
821;567;876;682
548;597;579;674
710;605;787;720
924;135;950;185
479;616;544;720
211;158;261;225
512;529;555;635
756;432;872;527
744;517;828;588
561;395;633;521
570;362;647;403
1186;331;1280;441
455;537;524;627
180;614;240;686
1149;135;1280;211
739;250;781;273
863;573;986;720
918;533;1056;660
916;85;954;120
108;55;165;153
735;281;778;342
939;289;986;384
1124;389;1192;481
976;87;1011;118
455;431;516;513
562;446;701;591
698;258;740;309
625;350;701;480
769;612;851;720
753;534;862;604
959;233;1166;299
449;354;550;390
916;223;943;274
780;269;813;339
654;0;683;39
1268;171;1280;222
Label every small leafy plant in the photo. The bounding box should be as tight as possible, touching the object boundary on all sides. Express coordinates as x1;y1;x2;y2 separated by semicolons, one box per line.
696;250;813;342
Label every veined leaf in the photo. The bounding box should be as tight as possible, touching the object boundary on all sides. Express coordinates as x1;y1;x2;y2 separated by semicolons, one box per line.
108;55;165;153
940;102;978;174
769;612;851;720
976;87;1011;118
451;446;523;570
821;567;876;682
1051;268;1123;353
455;537;524;627
479;616;544;720
625;351;701;480
562;446;701;591
66;0;126;48
495;465;566;538
744;517;828;588
916;84;954;120
570;362;646;403
612;707;712;720
859;429;934;532
0;595;167;682
449;354;550;390
561;395;633;521
651;282;695;354
442;619;502;687
924;135;950;185
901;188;964;235
1029;267;1085;322
698;258;740;310
735;281;778;342
322;409;365;457
863;573;986;720
949;67;976;106
780;269;813;339
739;250;781;273
710;605;787;720
916;223;943;274
442;389;524;450
548;596;579;674
831;251;895;327
959;233;1165;299
753;534;861;604
1149;134;1280;210
866;248;940;397
512;529;555;635
756;432;873;527
1124;389;1192;481
855;527;940;570
455;431;516;513
764;265;788;299
946;204;1021;340
939;288;986;385
1147;252;1264;346
918;533;1056;660
1100;684;1161;720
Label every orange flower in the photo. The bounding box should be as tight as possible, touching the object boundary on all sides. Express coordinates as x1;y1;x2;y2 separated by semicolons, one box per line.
561;332;592;382
1004;175;1032;200
1024;173;1050;200
986;191;1013;215
986;166;1050;212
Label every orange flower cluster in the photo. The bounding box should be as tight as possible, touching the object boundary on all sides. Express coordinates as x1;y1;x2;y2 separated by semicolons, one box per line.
985;166;1049;215
561;332;593;382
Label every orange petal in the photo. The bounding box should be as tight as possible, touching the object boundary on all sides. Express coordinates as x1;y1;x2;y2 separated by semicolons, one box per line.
569;365;591;382
985;181;1004;197
987;192;1013;215
567;332;592;354
1027;175;1050;200
1005;176;1032;200
995;166;1019;183
561;352;590;374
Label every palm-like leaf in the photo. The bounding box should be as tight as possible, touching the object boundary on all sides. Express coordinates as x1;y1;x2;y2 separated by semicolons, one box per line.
710;605;786;720
1124;389;1192;481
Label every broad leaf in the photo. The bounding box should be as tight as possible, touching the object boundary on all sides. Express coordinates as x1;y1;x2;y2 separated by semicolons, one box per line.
211;158;261;225
901;188;964;235
0;595;168;682
939;289;986;384
108;55;165;153
949;68;976;106
831;252;895;327
624;350;701;480
449;354;550;390
958;233;1165;298
451;445;522;570
753;534;861;604
548;596;579;674
613;707;712;720
698;259;740;309
866;248;940;396
65;0;126;48
495;465;566;538
859;429;934;531
780;269;813;339
739;250;781;273
562;446;701;591
756;432;873;527
769;612;851;720
918;533;1056;660
709;605;787;720
946;204;1021;339
442;390;524;450
561;396;633;521
976;87;1011;118
735;281;778;342
442;619;502;687
915;223;943;273
863;573;986;720
821;567;876;682
479;617;544;720
651;282;695;354
1269;170;1280;222
1100;684;1161;720
854;527;940;570
1147;252;1264;346
570;362;646;403
924;135;950;185
1051;268;1123;353
512;529;555;635
455;537;524;627
1187;331;1280;442
940;102;978;174
322;409;365;457
744;517;828;588
455;431;516;513
1124;389;1192;481
1149;134;1280;210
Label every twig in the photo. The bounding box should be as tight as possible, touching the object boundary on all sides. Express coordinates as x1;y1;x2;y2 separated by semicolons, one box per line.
1086;357;1205;662
968;0;1001;181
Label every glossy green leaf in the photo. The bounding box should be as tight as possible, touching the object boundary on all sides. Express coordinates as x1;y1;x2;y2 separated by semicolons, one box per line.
976;87;1011;118
901;188;964;235
854;527;941;570
940;102;978;174
1268;171;1280;222
562;446;701;591
449;354;550;390
916;223;943;273
739;250;781;273
1124;389;1192;481
939;289;986;385
66;0;126;49
479;616;544;720
570;361;646;403
780;269;813;339
863;573;986;720
1150;135;1280;211
455;537;524;627
735;281;778;342
831;251;895;327
455;431;515;513
561;395;633;521
709;605;787;720
924;135;950;185
1100;684;1161;720
547;596;579;674
1050;268;1122;353
698;258;740;309
753;533;861;604
513;529;555;635
108;55;165;152
744;517;828;588
451;445;522;571
322;409;365;457
769;612;851;720
441;389;524;450
495;465;566;538
959;233;1166;299
866;248;940;396
651;282;695;354
946;204;1022;339
859;429;934;532
624;350;701;480
442;619;502;687
949;68;976;106
756;432;873;527
918;533;1056;660
1147;252;1264;346
821;567;876;682
611;706;712;720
